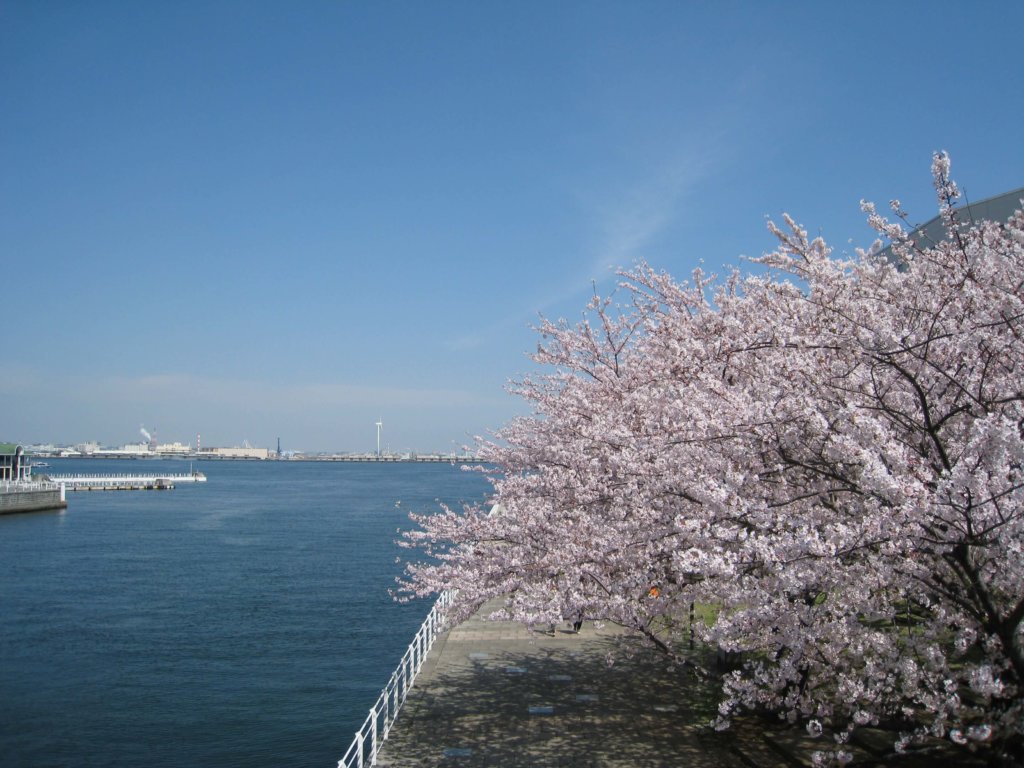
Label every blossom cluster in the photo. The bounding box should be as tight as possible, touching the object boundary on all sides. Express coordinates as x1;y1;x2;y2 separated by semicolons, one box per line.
400;155;1024;762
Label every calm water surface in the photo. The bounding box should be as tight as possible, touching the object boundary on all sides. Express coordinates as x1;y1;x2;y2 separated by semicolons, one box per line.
0;459;490;768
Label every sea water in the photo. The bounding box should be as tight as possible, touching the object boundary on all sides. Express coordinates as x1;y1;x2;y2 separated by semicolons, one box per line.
0;458;491;768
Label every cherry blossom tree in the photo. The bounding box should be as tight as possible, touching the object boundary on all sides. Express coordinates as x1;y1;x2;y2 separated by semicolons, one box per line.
400;154;1023;764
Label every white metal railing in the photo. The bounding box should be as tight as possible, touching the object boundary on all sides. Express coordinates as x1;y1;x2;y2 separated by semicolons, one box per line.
47;473;204;480
337;591;454;768
0;480;62;493
48;473;206;487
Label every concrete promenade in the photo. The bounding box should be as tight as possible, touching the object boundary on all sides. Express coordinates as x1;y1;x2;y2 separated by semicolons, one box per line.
373;600;985;768
374;599;825;768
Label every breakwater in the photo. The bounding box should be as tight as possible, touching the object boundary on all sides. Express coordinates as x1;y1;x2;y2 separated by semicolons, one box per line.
48;472;207;491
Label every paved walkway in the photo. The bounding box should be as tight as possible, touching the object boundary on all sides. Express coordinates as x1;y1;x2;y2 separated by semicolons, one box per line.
374;600;797;768
373;601;986;768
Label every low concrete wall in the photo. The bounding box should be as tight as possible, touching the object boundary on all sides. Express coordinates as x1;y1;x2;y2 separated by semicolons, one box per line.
0;488;67;515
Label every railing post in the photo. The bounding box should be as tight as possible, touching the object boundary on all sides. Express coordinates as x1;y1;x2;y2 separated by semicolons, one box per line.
370;707;378;762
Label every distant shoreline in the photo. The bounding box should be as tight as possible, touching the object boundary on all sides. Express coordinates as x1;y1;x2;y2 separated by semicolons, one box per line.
30;453;484;464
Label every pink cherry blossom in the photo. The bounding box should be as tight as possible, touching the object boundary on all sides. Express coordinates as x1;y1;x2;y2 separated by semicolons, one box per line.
399;157;1024;763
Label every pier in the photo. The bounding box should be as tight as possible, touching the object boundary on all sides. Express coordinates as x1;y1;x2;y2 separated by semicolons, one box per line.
48;472;207;491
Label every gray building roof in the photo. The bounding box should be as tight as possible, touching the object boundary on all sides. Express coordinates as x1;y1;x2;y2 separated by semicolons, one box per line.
879;186;1023;265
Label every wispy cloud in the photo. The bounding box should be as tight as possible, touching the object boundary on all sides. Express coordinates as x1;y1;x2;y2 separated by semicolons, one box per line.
531;65;771;319
91;372;496;411
0;365;515;451
587;148;717;278
442;333;487;352
440;145;721;353
451;68;767;356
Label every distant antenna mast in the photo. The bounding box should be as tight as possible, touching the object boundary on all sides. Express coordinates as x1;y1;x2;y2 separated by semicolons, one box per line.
376;419;383;459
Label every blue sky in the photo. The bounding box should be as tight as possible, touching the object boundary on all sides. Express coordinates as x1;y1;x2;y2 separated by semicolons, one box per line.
2;1;1022;453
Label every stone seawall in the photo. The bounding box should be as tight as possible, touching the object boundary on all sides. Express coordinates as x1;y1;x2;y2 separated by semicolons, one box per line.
0;488;67;514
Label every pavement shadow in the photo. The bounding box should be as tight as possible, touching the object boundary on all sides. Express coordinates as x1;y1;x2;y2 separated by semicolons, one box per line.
376;632;733;768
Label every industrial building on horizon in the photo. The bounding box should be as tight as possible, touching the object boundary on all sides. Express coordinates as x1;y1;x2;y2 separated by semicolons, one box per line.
29;441;272;460
21;424;478;463
24;427;272;460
